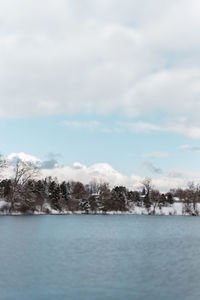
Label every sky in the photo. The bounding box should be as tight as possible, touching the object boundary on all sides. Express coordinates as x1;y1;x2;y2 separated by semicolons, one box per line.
1;0;200;191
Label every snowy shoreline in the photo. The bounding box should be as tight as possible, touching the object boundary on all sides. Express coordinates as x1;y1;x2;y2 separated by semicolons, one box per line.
0;202;199;216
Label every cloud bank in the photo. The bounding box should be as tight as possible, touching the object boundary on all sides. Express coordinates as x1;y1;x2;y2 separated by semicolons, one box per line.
3;152;200;192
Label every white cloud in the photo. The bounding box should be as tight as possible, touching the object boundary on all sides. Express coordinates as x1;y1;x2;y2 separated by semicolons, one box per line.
7;152;42;165
61;118;200;140
142;152;169;159
180;145;200;152
29;162;200;192
116;119;200;140
73;162;86;170
7;152;59;169
3;152;200;192
41;161;132;188
0;0;200;140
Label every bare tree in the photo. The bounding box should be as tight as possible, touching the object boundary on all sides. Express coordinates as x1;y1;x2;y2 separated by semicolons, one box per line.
14;161;39;185
0;156;7;177
85;179;100;195
142;177;152;195
8;161;39;212
150;190;162;214
142;178;152;212
183;182;200;215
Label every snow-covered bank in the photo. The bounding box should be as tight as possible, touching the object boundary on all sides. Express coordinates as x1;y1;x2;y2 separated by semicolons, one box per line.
0;200;199;216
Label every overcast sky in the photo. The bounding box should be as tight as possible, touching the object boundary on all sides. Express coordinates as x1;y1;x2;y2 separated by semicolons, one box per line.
1;0;200;191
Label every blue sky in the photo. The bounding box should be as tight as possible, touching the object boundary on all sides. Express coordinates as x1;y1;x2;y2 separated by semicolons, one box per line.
1;0;200;190
1;114;200;178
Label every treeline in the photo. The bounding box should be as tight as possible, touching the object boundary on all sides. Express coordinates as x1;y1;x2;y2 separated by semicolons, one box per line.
0;161;199;215
0;176;174;214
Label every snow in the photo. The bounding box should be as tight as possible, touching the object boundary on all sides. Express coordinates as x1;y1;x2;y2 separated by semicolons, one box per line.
31;202;198;216
0;199;8;209
0;198;199;216
173;197;181;202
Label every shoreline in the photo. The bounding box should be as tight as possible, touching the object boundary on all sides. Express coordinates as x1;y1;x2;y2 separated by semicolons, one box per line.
0;211;197;216
1;201;199;216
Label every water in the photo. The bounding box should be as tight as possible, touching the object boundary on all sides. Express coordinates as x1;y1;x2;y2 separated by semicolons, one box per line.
0;215;200;300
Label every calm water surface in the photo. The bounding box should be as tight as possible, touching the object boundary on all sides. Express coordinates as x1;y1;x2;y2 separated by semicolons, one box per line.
0;215;200;300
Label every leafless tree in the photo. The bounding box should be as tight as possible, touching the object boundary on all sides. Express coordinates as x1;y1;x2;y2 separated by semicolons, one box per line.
142;177;152;195
142;178;153;212
183;182;200;215
8;161;39;212
150;190;161;214
0;156;7;177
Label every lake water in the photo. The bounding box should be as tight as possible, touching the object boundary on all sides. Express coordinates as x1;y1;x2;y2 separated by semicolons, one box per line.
0;215;200;300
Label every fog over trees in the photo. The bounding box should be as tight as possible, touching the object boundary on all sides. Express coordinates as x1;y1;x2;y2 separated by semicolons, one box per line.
0;160;200;215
